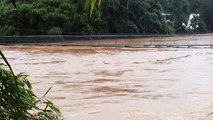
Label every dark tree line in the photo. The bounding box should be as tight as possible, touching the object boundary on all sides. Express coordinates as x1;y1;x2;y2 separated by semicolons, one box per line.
0;0;212;35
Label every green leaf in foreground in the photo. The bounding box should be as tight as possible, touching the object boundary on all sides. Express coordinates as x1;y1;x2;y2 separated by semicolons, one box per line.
0;50;63;120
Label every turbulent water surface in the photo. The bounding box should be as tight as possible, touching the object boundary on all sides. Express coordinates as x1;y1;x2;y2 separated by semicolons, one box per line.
0;34;213;120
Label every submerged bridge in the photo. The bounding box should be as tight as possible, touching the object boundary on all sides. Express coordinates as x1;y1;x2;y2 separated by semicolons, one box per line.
9;40;213;48
59;39;213;48
122;43;213;48
0;35;212;48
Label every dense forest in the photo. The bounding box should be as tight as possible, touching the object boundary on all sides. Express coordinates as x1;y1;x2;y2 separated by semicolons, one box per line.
0;0;212;35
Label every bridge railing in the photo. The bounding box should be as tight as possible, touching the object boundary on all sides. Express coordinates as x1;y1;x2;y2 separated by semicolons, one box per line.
141;39;213;47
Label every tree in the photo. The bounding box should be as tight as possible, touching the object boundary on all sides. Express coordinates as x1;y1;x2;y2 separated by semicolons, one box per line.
200;0;213;31
161;0;190;33
101;0;174;34
188;0;202;13
6;0;213;34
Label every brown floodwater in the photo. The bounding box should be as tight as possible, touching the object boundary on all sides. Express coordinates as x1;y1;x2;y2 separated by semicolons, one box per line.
0;34;213;120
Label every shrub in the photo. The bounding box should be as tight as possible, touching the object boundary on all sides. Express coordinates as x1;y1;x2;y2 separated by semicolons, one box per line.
48;27;63;35
0;26;16;36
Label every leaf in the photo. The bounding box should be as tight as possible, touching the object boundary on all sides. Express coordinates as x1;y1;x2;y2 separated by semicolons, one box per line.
90;0;98;17
0;51;15;77
42;86;52;98
84;0;90;11
126;0;129;9
98;0;102;6
208;112;213;116
11;0;17;8
0;51;62;119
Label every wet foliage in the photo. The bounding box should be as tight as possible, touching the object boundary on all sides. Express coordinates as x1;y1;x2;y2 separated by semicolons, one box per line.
0;51;63;120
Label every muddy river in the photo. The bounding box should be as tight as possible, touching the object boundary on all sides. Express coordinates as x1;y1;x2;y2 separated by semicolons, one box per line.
0;34;213;120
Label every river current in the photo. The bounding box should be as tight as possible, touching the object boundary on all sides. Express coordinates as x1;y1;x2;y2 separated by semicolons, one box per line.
0;34;213;120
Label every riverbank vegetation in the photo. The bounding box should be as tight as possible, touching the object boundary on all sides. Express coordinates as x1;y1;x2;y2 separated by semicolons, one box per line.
0;51;63;119
0;0;212;35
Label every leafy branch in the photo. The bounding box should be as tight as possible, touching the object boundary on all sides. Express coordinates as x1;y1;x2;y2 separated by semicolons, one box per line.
0;50;63;120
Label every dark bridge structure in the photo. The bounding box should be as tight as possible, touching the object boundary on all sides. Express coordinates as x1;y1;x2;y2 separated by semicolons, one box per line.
0;35;212;48
122;41;213;48
62;39;213;48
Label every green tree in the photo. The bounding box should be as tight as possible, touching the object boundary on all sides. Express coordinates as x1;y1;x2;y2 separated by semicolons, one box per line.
200;0;213;31
188;0;202;13
6;0;212;35
101;0;173;34
161;0;190;33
